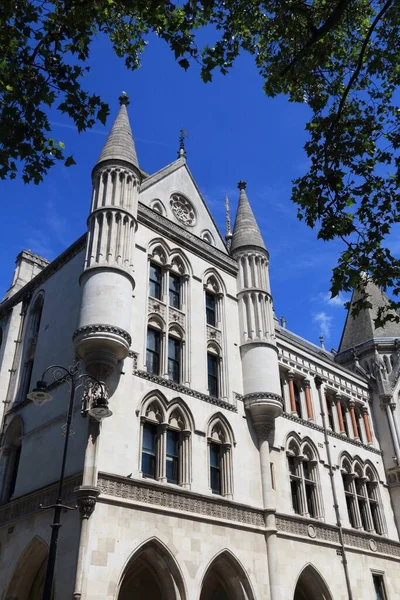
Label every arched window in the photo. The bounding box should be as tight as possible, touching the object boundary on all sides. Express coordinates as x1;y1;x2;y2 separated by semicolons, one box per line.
341;458;385;534
287;438;322;519
140;396;192;488
146;324;162;376
1;418;22;503
19;293;44;403
207;415;234;498
207;343;222;398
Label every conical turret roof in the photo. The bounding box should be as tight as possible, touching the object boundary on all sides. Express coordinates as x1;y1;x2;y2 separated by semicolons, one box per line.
338;279;400;353
95;93;139;170
230;181;266;253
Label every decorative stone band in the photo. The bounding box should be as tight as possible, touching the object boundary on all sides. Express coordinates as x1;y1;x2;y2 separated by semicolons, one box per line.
276;514;400;558
244;392;283;404
72;324;132;347
0;474;82;527
281;412;381;455
98;473;264;528
133;369;237;412
244;392;283;421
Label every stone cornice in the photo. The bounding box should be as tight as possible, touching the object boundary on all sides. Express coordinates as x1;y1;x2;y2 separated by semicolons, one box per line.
276;513;400;559
281;412;381;455
133;369;237;412
98;472;264;528
137;203;237;276
72;324;132;346
0;474;82;526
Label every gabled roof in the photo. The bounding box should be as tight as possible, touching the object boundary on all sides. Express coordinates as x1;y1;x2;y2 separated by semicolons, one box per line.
95;94;139;170
230;181;266;253
338;280;400;353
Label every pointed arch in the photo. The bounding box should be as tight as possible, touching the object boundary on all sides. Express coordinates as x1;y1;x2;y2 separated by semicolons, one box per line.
150;199;167;216
285;432;301;454
207;412;235;446
148;238;170;265
5;536;48;600
117;537;186;600
300;437;319;461
203;268;226;295
293;564;332;600
140;390;168;421
167;398;195;432
199;549;256;600
170;249;192;276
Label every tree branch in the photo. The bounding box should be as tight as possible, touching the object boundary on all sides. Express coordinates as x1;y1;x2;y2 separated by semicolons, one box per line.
280;0;351;76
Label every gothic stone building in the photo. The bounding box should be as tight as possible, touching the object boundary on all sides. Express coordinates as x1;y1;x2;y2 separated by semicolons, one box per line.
1;96;400;600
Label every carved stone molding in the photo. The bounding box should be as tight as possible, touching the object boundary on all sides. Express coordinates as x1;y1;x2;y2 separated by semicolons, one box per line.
281;412;381;455
0;474;82;526
74;485;101;520
253;422;275;441
207;325;222;346
98;473;264;527
276;514;400;558
148;298;166;321
72;324;132;346
128;350;139;369
244;392;283;404
133;369;237;412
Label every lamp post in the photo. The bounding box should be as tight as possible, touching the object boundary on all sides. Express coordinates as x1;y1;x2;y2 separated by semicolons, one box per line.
27;363;112;600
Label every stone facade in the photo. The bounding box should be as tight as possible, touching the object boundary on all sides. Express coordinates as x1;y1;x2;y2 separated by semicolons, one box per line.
0;98;400;600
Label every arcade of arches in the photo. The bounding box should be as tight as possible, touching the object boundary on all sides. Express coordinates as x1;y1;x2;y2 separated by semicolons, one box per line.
5;536;47;600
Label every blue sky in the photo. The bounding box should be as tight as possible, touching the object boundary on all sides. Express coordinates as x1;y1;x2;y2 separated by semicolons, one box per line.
0;34;351;350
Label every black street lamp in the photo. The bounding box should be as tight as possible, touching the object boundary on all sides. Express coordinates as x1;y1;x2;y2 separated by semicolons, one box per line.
27;363;112;600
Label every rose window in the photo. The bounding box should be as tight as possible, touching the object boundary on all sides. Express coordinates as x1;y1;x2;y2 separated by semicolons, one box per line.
170;194;196;226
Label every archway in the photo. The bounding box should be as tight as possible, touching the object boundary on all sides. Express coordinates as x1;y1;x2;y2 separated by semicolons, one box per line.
117;539;186;600
5;536;48;600
200;551;255;600
294;565;333;600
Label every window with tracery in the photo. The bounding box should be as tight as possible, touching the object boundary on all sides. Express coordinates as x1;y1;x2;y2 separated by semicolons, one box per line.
341;459;385;534
140;398;192;488
287;438;322;519
207;417;233;498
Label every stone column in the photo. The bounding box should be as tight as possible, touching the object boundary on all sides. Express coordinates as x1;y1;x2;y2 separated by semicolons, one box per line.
383;398;400;464
158;424;168;482
288;373;296;414
362;407;373;445
349;401;359;439
335;394;346;435
303;379;314;420
181;430;191;489
73;485;101;600
254;422;279;600
222;443;233;499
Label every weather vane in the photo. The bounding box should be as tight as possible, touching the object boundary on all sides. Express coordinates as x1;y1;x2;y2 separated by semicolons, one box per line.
178;128;188;158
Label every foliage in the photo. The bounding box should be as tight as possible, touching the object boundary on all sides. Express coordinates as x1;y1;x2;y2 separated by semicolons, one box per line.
1;1;399;322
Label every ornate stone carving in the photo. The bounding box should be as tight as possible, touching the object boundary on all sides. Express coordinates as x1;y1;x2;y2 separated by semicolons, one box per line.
170;194;196;226
128;350;138;369
207;325;222;345
170;308;185;328
0;475;82;526
75;485;101;519
148;297;166;320
133;369;237;412
98;473;264;527
72;324;132;346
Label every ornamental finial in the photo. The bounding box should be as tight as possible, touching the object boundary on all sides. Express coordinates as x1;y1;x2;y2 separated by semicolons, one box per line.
178;128;188;159
119;91;130;106
238;180;247;190
225;196;232;249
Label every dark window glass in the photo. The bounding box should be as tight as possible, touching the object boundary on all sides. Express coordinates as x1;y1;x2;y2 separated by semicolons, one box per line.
169;274;181;308
146;329;160;375
206;292;216;326
342;406;350;436
8;445;21;500
288;456;297;476
210;443;221;494
207;353;219;397
326;396;334;429
290;479;301;514
168;337;180;382
149;263;162;299
166;430;180;484
373;574;387;600
141;423;157;478
294;383;302;418
343;474;357;528
305;481;316;517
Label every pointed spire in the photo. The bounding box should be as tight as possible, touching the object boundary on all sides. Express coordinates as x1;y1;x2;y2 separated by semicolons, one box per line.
178;128;188;159
230;181;266;253
338;279;400;353
95;93;139;170
225;195;232;249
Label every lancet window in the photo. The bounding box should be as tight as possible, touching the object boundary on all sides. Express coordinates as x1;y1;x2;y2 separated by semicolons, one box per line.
204;272;228;399
18;293;44;403
140;396;192;488
0;418;22;503
341;457;385;534
207;416;234;498
146;242;190;384
286;437;322;519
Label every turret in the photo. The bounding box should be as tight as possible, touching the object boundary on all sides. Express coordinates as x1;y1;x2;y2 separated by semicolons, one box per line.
73;93;140;378
231;181;282;427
